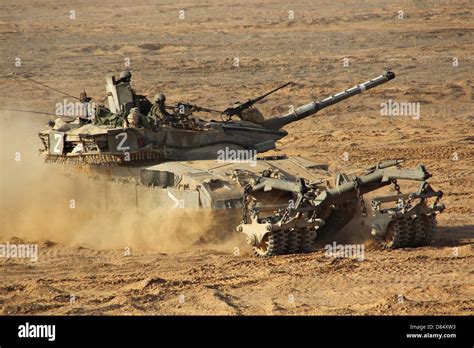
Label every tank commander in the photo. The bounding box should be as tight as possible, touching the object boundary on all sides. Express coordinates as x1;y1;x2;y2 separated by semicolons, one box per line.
118;70;132;83
149;93;177;125
114;70;152;115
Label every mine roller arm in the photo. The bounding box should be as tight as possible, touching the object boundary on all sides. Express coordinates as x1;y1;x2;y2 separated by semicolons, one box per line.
371;181;443;207
247;177;306;194
316;163;432;206
238;159;445;257
246;160;432;208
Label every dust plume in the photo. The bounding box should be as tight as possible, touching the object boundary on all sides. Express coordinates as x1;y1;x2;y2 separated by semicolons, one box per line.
332;203;373;245
0;112;239;253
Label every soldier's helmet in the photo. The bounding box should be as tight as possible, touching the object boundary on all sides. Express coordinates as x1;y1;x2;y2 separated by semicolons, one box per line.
127;107;140;126
119;70;132;82
154;93;166;103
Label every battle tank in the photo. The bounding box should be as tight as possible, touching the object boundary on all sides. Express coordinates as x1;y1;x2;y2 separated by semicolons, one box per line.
36;70;445;256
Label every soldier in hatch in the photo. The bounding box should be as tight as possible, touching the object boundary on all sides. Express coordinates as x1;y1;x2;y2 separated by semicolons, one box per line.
124;107;151;128
148;93;177;125
118;70;132;83
116;70;153;115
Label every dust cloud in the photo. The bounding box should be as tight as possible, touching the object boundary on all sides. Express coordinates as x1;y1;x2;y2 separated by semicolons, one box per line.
0;112;241;253
334;202;374;245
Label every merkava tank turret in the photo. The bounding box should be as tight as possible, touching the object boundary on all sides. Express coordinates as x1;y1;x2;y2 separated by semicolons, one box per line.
37;71;445;256
39;71;394;165
39;71;293;165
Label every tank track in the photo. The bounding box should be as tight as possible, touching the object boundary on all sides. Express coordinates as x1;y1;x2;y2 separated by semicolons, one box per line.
45;154;122;165
253;229;314;257
378;213;437;249
44;151;162;165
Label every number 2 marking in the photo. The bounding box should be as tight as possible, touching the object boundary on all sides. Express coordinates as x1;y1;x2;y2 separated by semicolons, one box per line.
53;133;62;153
115;132;130;151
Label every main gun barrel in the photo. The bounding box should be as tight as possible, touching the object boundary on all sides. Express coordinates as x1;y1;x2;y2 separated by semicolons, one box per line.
262;71;395;129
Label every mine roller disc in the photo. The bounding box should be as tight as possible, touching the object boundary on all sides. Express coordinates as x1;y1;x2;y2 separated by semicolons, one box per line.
279;229;314;255
273;231;289;255
253;230;289;257
298;229;314;253
379;220;397;249
412;214;436;246
411;216;424;246
287;230;300;254
253;233;277;257
378;216;416;249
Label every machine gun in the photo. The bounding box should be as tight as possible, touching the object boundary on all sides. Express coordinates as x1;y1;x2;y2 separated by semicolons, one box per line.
222;82;292;120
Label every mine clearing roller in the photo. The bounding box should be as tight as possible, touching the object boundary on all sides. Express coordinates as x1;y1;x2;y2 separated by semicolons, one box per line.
236;160;445;257
370;180;444;249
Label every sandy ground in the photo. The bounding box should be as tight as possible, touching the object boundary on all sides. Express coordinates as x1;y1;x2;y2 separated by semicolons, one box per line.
0;0;473;315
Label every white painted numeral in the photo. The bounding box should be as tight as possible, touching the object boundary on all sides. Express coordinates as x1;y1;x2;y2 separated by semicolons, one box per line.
53;133;62;153
115;132;130;151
